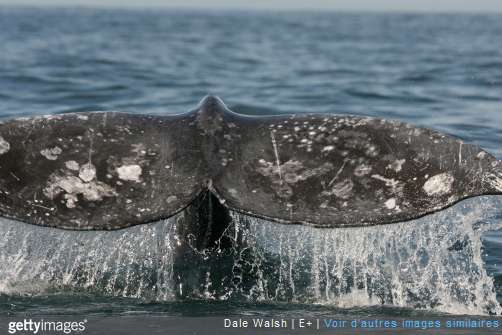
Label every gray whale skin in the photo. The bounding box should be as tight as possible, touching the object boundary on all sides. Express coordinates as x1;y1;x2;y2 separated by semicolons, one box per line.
1;94;501;248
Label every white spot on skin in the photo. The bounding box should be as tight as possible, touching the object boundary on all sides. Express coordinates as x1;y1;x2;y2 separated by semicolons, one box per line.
77;115;89;120
44;175;116;202
0;135;10;155
423;172;454;196
228;188;238;196
66;160;80;170
354;164;372;176
365;145;379;157
385;198;396;209
82;182;115;201
387;159;406;172
54;176;85;195
64;193;78;208
167;195;178;203
322;145;335;153
79;163;96;182
117;165;142;182
41;146;62;160
131;143;146;156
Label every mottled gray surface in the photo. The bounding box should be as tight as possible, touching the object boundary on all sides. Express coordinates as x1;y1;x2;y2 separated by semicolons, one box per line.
0;94;501;229
0;108;205;229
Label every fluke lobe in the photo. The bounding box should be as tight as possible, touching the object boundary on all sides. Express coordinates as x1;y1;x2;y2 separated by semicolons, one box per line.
0;94;501;237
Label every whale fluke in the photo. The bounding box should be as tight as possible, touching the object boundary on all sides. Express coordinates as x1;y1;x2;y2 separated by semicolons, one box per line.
0;94;501;232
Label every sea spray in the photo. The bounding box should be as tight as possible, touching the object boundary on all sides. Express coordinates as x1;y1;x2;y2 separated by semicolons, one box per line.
0;196;501;315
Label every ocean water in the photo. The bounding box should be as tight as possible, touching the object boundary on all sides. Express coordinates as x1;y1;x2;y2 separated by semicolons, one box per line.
0;6;502;318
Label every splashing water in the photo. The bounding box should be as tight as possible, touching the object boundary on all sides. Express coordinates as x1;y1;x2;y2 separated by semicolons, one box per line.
1;196;501;315
235;199;502;315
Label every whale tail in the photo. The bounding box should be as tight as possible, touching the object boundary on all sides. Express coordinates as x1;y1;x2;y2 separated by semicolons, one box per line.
0;94;501;235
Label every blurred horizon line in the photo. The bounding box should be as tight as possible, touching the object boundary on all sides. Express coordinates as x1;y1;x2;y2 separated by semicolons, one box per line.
1;2;502;15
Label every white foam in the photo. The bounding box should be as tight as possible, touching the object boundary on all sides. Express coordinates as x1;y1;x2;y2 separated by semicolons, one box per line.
1;196;501;315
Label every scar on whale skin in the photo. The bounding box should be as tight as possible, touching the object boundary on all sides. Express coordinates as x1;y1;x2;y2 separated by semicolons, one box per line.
0;93;501;249
0;135;10;155
117;165;142;182
41;146;62;160
423;172;454;196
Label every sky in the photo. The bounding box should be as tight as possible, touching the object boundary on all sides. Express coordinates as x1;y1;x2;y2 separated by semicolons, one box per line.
1;0;502;13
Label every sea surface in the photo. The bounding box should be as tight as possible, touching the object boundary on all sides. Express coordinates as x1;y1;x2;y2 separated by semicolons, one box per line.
1;6;502;318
